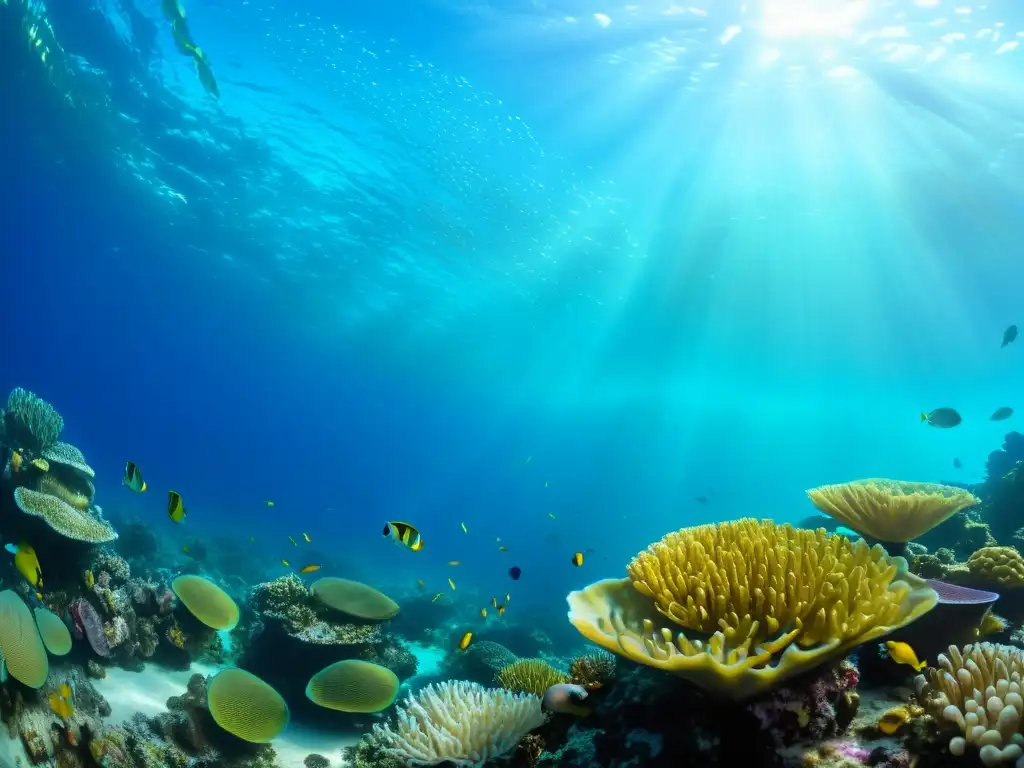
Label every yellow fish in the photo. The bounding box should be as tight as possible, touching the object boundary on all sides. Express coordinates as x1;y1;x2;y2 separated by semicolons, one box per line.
83;569;95;589
460;522;468;534
10;450;23;473
31;458;49;472
123;461;146;492
266;500;275;507
182;546;189;554
505;591;511;603
303;533;311;543
431;592;444;602
48;683;73;720
878;707;911;736
167;491;186;523
886;640;926;671
497;604;506;616
298;564;321;574
6;542;42;588
191;47;220;99
498;545;509;552
288;536;297;546
480;607;487;618
281;559;290;567
491;596;498;608
448;560;461;566
459;631;473;650
448;577;456;591
571;552;584;567
383;521;424;552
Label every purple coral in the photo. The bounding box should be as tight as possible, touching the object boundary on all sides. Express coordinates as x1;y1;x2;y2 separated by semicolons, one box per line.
72;599;111;657
926;579;999;605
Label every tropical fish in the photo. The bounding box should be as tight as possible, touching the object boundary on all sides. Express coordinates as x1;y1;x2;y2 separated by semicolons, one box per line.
30;458;49;472
303;533;311;543
281;559;290;567
505;592;511;603
547;513;556;519
83;570;95;589
288;536;297;546
491;596;498;608
383;521;424;552
9;451;22;473
1002;325;1018;347
571;552;584;567
167;491;186;523
543;683;590;717
953;458;963;469
5;542;42;588
480;607;487;618
416;579;426;590
48;682;73;720
448;561;461;566
921;408;962;428
991;407;1014;421
266;500;275;507
497;604;506;616
509;566;522;581
498;545;509;552
448;577;456;590
973;608;1007;639
459;632;473;651
299;564;321;574
460;522;468;534
182;546;189;554
885;640;925;671
431;592;444;602
877;707;911;736
123;461;147;492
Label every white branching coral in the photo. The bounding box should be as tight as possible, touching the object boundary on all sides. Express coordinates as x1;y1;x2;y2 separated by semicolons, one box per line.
374;680;545;766
915;643;1024;766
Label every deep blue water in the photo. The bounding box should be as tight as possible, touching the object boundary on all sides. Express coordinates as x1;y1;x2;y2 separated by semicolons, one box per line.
3;0;1024;636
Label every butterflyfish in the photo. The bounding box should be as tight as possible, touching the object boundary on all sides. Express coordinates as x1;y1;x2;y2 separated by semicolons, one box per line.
497;604;506;616
885;641;926;671
383;521;424;551
266;500;275;507
48;683;73;720
460;522;468;534
543;683;590;717
448;577;456;590
431;592;444;602
303;533;311;542
878;707;912;736
491;596;498;608
6;542;42;588
509;566;521;580
30;458;49;472
9;451;23;473
498;545;509;552
480;607;487;618
505;591;511;603
299;564;321;574
123;461;147;492
83;570;95;589
167;491;186;523
288;536;297;546
571;552;584;567
547;513;556;519
448;561;461;566
281;559;290;567
459;632;473;650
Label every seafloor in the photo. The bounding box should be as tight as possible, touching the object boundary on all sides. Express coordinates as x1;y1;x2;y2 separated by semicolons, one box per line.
3;385;1024;768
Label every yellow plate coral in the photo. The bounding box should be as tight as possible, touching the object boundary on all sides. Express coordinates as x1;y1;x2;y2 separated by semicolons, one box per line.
208;668;289;743
171;575;240;631
567;518;937;700
0;590;49;688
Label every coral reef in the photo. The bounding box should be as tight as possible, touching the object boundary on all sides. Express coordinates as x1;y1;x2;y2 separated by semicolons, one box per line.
440;639;519;686
495;658;568;696
568;650;617;690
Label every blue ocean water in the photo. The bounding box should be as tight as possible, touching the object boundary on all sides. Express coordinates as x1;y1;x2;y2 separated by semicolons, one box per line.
3;0;1024;674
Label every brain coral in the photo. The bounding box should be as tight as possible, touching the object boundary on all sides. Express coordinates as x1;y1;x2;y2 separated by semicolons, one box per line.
495;659;568;696
967;547;1024;588
13;487;117;543
806;479;978;543
310;577;399;621
306;659;400;713
915;643;1024;766
34;607;72;656
171;575;240;631
568;518;938;700
375;681;544;765
208;668;290;743
0;590;49;688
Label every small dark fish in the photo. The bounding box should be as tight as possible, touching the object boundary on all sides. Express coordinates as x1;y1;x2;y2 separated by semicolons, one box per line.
695;496;709;504
508;566;522;581
1002;325;1018;347
953;458;963;469
991;407;1014;421
921;408;962;428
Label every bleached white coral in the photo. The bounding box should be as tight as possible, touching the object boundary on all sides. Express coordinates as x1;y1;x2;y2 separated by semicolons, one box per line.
374;680;545;767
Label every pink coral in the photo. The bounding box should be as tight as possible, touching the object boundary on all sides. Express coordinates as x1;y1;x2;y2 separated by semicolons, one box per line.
71;599;111;657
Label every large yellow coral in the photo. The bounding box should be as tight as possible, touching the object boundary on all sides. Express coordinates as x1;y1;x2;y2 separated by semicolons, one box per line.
806;479;978;543
567;519;937;700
